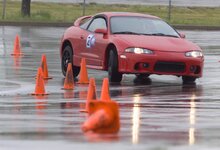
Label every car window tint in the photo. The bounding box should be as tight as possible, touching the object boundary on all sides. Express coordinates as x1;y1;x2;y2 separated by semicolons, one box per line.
111;17;143;33
152;20;178;35
87;18;107;32
110;16;179;37
80;18;92;29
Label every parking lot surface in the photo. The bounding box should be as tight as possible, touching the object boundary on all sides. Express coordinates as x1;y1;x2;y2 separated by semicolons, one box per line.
0;26;220;149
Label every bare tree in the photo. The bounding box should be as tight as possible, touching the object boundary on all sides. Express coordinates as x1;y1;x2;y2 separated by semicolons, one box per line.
21;0;31;17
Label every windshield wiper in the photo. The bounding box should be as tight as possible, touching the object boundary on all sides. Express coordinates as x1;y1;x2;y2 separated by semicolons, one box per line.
113;32;179;38
112;31;141;35
151;33;179;38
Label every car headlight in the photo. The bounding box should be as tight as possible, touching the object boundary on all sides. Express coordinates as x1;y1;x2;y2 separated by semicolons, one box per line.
185;51;203;58
125;48;153;54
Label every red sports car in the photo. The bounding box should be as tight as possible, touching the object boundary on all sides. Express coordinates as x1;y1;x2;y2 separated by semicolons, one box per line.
60;12;204;83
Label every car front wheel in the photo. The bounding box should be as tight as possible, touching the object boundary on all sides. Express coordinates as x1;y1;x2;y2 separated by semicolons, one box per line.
108;50;122;83
136;74;150;78
182;76;196;83
61;45;80;78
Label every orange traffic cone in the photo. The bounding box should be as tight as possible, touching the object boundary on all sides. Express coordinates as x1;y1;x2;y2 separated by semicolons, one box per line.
100;78;111;101
80;78;97;113
11;35;23;56
81;101;120;134
41;54;52;80
32;67;48;95
77;58;89;84
62;63;74;90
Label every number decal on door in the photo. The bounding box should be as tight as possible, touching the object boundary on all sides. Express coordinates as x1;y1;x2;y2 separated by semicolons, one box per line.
86;34;96;48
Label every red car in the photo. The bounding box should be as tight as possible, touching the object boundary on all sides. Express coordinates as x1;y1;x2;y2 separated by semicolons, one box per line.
60;12;204;83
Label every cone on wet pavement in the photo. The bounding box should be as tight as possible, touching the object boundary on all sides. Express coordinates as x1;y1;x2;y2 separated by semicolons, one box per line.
62;63;74;90
100;78;111;101
81;100;120;134
32;67;48;95
77;58;89;84
41;54;52;80
11;35;23;56
80;78;97;113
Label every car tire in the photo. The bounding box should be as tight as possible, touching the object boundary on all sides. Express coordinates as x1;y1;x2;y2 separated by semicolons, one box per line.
182;76;196;84
136;74;150;78
134;74;151;85
108;50;122;83
61;45;80;78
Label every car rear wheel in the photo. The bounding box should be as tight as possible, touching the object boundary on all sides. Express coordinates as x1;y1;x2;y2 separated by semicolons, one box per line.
182;76;196;83
61;45;80;78
108;50;122;83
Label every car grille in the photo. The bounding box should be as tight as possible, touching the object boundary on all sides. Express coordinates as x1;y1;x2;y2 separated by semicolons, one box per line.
154;61;185;73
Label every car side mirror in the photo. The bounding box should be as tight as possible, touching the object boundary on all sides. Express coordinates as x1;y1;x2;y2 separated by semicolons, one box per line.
95;29;107;35
179;32;186;39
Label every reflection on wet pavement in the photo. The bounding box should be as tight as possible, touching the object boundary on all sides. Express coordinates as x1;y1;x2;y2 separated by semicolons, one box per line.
0;26;220;149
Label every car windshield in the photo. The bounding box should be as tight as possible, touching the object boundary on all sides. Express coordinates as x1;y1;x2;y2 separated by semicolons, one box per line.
110;16;180;38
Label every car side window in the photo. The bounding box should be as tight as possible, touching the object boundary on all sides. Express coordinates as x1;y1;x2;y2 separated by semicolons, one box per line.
80;18;92;29
87;18;107;32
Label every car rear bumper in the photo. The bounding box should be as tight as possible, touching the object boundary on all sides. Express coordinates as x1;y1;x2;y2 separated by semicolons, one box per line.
118;51;204;77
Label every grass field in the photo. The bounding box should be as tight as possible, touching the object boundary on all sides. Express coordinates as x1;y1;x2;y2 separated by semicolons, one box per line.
0;1;220;26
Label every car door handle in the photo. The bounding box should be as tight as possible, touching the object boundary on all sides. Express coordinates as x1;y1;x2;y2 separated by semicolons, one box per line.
80;35;84;39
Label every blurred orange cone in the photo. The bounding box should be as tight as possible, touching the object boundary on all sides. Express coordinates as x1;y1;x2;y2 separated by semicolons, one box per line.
77;58;89;84
80;78;97;113
41;54;52;80
81;101;120;134
32;67;48;95
11;35;23;56
100;78;111;101
62;63;74;90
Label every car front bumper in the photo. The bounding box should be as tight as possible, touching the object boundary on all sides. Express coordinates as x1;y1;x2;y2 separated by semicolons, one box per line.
118;51;204;77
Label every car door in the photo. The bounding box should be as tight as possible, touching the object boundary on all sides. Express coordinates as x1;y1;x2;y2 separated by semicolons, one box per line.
75;18;92;64
83;17;108;68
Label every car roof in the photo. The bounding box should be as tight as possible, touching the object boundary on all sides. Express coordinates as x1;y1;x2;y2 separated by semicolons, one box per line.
95;12;160;19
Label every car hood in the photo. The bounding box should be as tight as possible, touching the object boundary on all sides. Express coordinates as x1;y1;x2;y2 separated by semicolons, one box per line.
113;35;201;52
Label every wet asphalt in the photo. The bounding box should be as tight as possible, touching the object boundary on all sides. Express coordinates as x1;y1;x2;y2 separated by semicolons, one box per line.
0;26;220;150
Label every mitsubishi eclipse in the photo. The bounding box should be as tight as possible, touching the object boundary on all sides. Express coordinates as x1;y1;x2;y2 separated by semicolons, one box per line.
60;12;204;83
